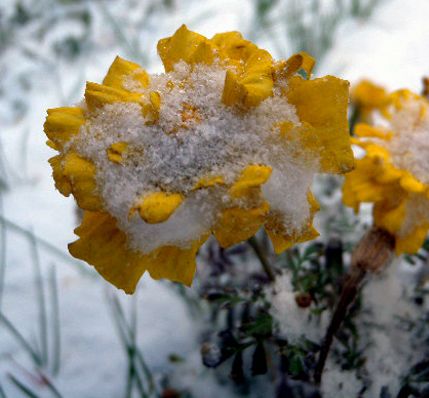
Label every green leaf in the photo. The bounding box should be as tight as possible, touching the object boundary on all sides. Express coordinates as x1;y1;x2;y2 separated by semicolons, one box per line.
242;313;273;337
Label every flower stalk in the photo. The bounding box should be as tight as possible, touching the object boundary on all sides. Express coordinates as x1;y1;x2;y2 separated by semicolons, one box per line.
247;236;276;282
314;226;395;383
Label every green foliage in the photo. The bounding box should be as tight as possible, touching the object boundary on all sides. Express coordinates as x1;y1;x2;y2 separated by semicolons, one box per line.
251;0;382;65
106;293;156;398
242;313;273;338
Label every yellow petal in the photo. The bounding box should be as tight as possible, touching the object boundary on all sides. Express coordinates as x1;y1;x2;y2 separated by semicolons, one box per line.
193;175;225;190
390;89;420;111
354;123;393;140
341;178;360;212
343;163;395;210
46;140;59;150
365;142;390;157
213;201;270;248
374;161;403;184
373;200;407;235
84;82;143;111
399;173;426;193
211;31;274;108
107;142;128;164
211;31;257;63
150;91;161;111
103;56;149;89
307;190;321;213
298;51;316;77
222;49;274;108
48;155;72;196
221;70;246;107
229;164;272;198
188;41;216;65
396;224;429;255
266;223;319;255
278;120;322;157
351;80;389;115
141;91;161;124
277;121;294;137
69;211;147;294
130;192;184;224
157;25;213;72
44;107;85;149
265;191;320;254
275;51;315;80
145;234;209;286
265;227;294;254
62;152;103;211
285;75;354;173
69;211;207;292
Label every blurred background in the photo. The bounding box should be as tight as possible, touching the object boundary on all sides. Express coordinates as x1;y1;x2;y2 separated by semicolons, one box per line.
1;0;429;397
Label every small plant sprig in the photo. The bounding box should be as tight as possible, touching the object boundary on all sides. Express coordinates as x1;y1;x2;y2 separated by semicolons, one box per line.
0;232;62;396
196;234;366;397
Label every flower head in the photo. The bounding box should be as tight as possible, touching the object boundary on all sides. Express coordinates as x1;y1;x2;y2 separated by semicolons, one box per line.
343;87;429;254
45;25;353;293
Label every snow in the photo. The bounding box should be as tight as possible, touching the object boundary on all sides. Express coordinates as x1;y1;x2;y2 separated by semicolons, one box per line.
72;58;316;254
321;358;362;398
358;260;424;397
268;271;329;345
320;260;426;398
385;97;429;185
320;0;429;93
72;61;318;253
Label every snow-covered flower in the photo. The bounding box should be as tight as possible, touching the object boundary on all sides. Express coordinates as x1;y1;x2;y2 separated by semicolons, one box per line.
343;87;429;254
44;25;353;293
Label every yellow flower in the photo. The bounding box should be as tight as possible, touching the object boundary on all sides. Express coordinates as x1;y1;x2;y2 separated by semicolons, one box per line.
343;88;429;254
351;79;391;122
45;25;353;293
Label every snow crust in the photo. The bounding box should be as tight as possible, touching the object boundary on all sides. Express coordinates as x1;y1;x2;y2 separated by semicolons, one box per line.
73;61;319;253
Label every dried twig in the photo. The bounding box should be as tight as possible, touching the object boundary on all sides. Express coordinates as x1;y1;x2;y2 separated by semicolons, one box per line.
314;227;395;383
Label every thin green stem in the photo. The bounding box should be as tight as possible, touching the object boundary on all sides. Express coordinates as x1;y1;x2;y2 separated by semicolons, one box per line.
106;294;149;398
248;236;275;282
0;313;42;366
0;194;6;311
39;374;62;398
29;231;48;367
0;216;79;267
49;266;61;375
0;381;6;398
97;2;145;63
8;376;40;398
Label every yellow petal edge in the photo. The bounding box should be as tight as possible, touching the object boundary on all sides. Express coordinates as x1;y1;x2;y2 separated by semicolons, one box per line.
69;211;207;293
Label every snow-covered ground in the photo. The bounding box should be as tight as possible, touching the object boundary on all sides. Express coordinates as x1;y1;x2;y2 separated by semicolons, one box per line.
1;0;429;396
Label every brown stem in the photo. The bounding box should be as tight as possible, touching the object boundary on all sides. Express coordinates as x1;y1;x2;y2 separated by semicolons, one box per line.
422;77;429;98
314;227;395;384
248;236;276;282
